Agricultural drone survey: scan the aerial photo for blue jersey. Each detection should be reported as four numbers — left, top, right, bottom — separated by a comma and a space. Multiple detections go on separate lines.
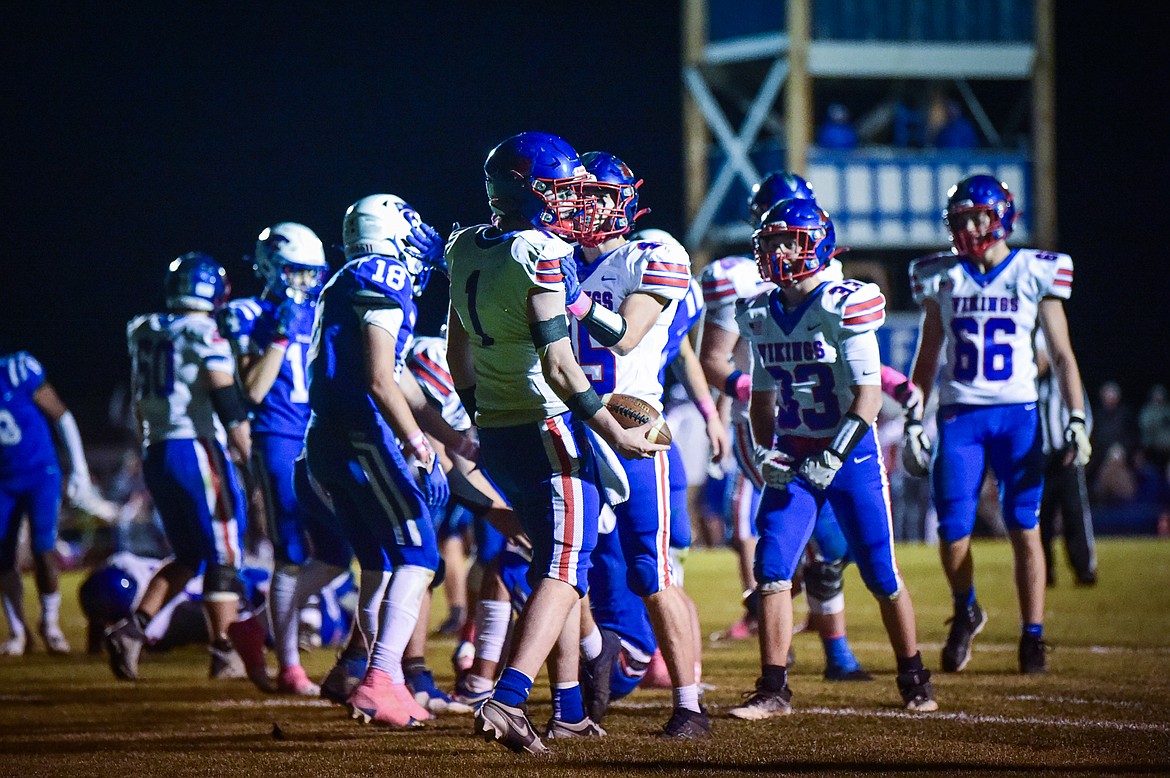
0, 352, 57, 479
220, 297, 315, 438
307, 255, 417, 431
658, 277, 704, 386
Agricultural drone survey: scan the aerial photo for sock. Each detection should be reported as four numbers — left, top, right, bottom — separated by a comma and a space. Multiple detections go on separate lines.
357, 569, 392, 653
403, 656, 428, 686
552, 682, 585, 722
580, 625, 603, 661
270, 566, 300, 669
952, 587, 976, 613
463, 673, 494, 694
1023, 623, 1044, 640
0, 569, 26, 640
369, 566, 433, 683
822, 634, 861, 672
896, 651, 924, 674
474, 599, 511, 664
493, 667, 533, 708
761, 663, 788, 691
673, 683, 701, 713
287, 560, 347, 664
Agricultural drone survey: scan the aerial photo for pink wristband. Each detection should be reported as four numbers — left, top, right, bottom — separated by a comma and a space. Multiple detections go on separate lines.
696, 396, 717, 421
880, 365, 906, 398
566, 293, 592, 319
407, 431, 430, 460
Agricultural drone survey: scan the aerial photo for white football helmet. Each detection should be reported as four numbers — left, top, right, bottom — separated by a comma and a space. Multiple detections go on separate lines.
342, 194, 420, 260
253, 222, 327, 302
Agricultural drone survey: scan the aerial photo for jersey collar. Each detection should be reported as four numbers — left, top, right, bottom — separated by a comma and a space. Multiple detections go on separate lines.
960, 249, 1019, 288
767, 281, 828, 335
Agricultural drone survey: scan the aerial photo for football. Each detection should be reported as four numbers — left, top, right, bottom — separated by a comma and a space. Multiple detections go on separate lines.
602, 392, 673, 445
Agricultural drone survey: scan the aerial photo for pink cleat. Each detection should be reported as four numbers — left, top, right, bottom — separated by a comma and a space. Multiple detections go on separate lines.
227, 616, 274, 692
278, 664, 321, 696
347, 669, 421, 728
390, 679, 434, 721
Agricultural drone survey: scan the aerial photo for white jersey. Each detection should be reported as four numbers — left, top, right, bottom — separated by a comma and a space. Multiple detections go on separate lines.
407, 335, 471, 432
910, 248, 1073, 407
736, 279, 885, 439
127, 312, 235, 443
573, 240, 692, 410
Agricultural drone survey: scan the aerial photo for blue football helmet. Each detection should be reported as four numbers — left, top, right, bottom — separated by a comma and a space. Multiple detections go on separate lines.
252, 222, 328, 303
165, 252, 229, 312
579, 151, 649, 247
753, 198, 836, 287
484, 131, 592, 237
343, 194, 445, 297
944, 174, 1016, 257
748, 171, 817, 222
79, 565, 137, 625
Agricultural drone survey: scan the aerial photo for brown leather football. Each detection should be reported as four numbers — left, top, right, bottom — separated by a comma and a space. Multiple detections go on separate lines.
602, 392, 673, 445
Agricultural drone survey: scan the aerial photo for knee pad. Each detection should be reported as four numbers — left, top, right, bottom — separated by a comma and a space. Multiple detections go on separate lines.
804, 557, 845, 605
203, 564, 242, 602
758, 579, 793, 594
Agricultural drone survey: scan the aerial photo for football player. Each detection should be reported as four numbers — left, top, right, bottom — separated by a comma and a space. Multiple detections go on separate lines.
0, 351, 102, 655
562, 151, 708, 737
447, 131, 666, 754
111, 253, 270, 689
304, 194, 448, 728
219, 222, 354, 696
728, 199, 937, 718
904, 175, 1089, 674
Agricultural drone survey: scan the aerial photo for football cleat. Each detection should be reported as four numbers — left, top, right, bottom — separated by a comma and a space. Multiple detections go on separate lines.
38, 622, 70, 655
227, 616, 275, 692
390, 679, 433, 722
580, 627, 622, 724
897, 667, 939, 712
710, 614, 757, 642
347, 669, 422, 728
0, 634, 29, 656
209, 644, 247, 681
544, 716, 607, 739
941, 601, 988, 673
278, 664, 321, 697
1019, 634, 1050, 674
407, 669, 472, 714
660, 706, 712, 739
728, 682, 793, 720
475, 697, 549, 755
104, 616, 145, 681
321, 654, 368, 706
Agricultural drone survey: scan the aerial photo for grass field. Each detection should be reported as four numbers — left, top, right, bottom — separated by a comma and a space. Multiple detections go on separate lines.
1, 538, 1168, 777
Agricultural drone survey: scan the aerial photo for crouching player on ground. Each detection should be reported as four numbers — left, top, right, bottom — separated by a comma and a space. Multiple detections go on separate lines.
728, 200, 938, 718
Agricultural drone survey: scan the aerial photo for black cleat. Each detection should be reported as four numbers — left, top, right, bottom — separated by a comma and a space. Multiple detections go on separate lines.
728, 682, 793, 720
104, 616, 145, 681
896, 667, 939, 712
660, 706, 712, 738
580, 627, 622, 723
941, 601, 987, 672
1019, 634, 1050, 674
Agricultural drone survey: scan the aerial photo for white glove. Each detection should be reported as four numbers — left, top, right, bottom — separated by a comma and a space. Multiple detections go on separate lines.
799, 450, 843, 491
1063, 412, 1092, 467
902, 420, 932, 477
754, 447, 796, 490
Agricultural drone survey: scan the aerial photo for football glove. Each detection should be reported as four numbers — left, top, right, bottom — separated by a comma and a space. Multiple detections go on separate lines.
417, 460, 449, 510
560, 253, 584, 310
405, 222, 445, 267
272, 299, 301, 338
754, 446, 795, 490
902, 420, 932, 477
1063, 411, 1092, 467
799, 450, 843, 491
894, 380, 924, 421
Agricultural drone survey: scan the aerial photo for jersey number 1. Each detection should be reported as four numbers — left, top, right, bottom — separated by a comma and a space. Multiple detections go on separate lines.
465, 271, 494, 346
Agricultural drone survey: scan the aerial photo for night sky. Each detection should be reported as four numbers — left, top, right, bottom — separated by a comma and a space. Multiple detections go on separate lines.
4, 3, 1167, 439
